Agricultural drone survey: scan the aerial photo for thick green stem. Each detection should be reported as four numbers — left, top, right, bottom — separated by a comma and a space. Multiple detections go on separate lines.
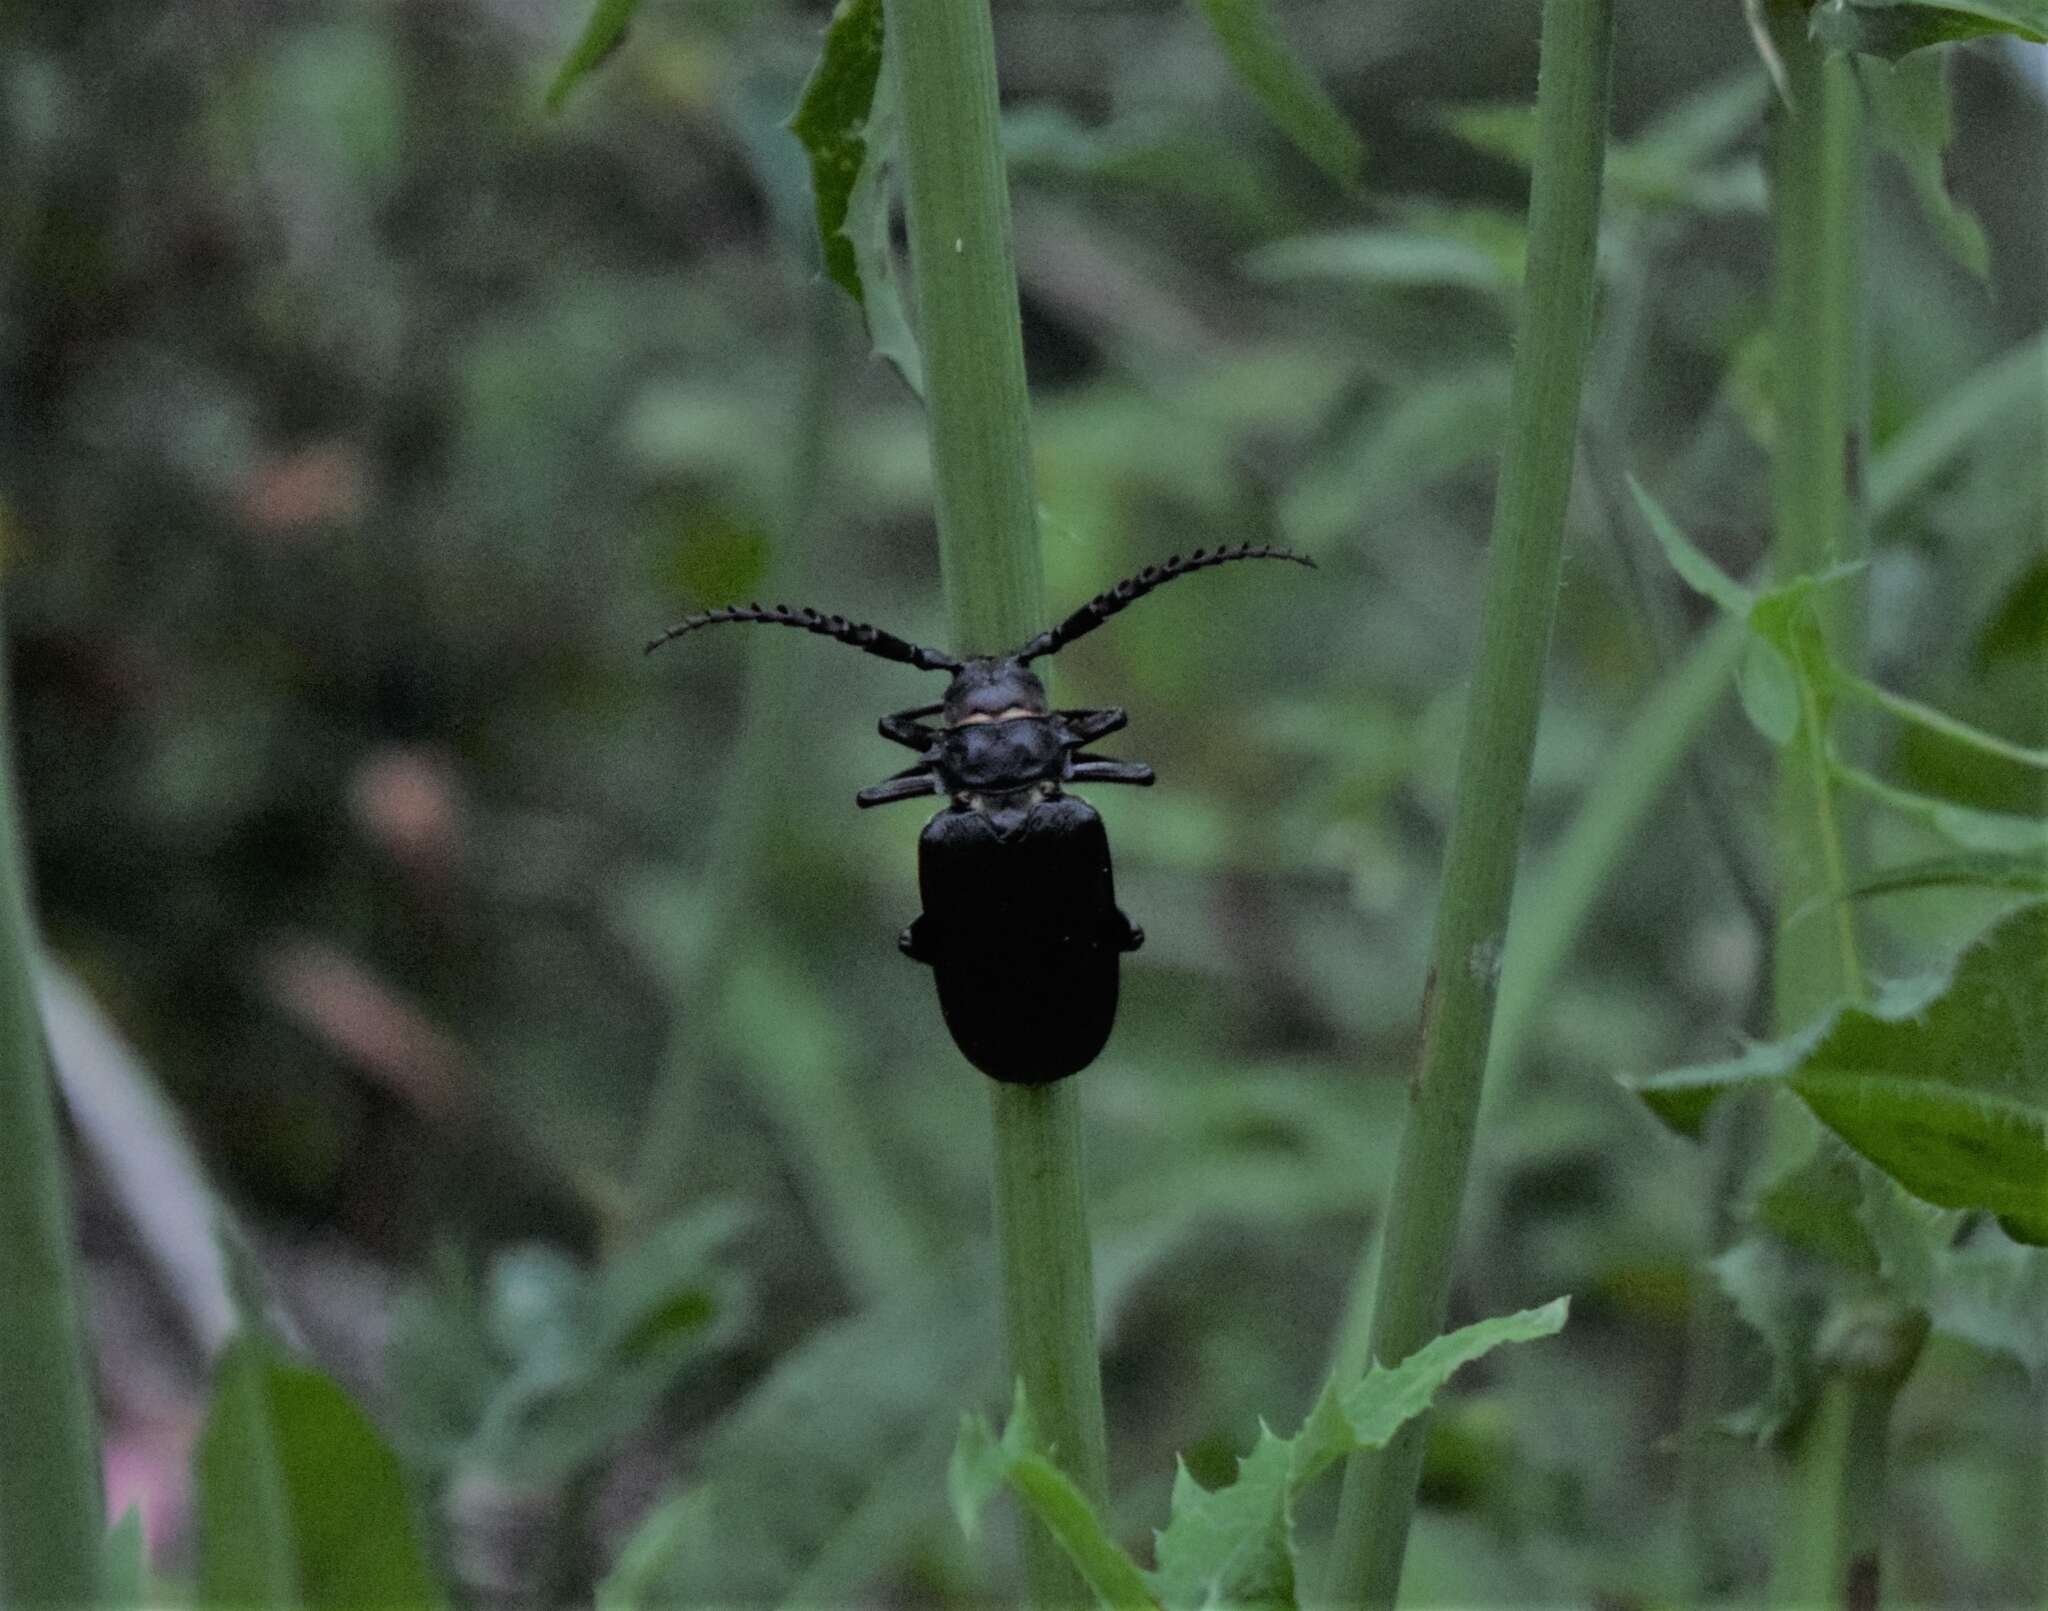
884, 1, 1108, 1601
1767, 7, 1867, 1031
0, 620, 106, 1605
1320, 2, 1613, 1604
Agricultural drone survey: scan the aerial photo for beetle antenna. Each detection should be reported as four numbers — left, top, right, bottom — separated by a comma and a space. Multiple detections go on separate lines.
646, 604, 961, 672
1016, 544, 1315, 661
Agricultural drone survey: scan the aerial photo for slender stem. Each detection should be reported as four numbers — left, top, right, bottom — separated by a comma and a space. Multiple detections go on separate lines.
1761, 15, 1919, 1606
885, 0, 1043, 654
1767, 5, 1867, 1032
988, 1081, 1111, 1515
1319, 2, 1613, 1603
0, 617, 106, 1605
1766, 1308, 1926, 1609
1794, 655, 1865, 1004
2033, 1376, 2048, 1611
884, 0, 1108, 1600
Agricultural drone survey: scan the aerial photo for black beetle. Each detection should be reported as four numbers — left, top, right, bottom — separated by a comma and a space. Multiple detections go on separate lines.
648, 543, 1313, 1083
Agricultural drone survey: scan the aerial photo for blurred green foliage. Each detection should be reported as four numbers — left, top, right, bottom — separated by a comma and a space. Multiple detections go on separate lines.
2, 0, 2043, 1601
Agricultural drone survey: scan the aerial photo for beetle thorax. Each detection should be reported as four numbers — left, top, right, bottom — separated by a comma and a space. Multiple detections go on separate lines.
938, 717, 1064, 799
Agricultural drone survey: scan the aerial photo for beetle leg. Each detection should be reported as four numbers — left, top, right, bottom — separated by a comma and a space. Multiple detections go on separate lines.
879, 702, 946, 752
856, 766, 944, 809
1116, 912, 1145, 953
1066, 754, 1155, 787
899, 915, 937, 964
1054, 707, 1128, 746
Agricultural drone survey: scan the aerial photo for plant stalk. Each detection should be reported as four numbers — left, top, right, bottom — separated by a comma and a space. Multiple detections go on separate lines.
884, 0, 1110, 1601
1766, 3, 1867, 1030
0, 618, 106, 1605
1320, 1, 1613, 1603
1766, 1306, 1926, 1610
1759, 14, 1910, 1607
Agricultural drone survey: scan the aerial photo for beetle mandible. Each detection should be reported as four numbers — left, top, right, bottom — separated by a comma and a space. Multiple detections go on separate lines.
647, 543, 1314, 1084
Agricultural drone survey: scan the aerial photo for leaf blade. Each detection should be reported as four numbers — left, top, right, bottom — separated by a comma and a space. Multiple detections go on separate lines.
546, 0, 641, 112
196, 1335, 445, 1609
787, 0, 886, 305
1190, 0, 1364, 186
1626, 903, 2048, 1243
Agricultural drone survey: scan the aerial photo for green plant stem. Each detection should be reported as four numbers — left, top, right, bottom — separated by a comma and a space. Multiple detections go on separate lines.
1766, 1314, 1924, 1611
1768, 1376, 1889, 1609
1794, 652, 1865, 1004
2034, 1377, 2048, 1611
884, 0, 1042, 651
1762, 14, 1911, 1607
1319, 2, 1613, 1604
988, 1082, 1110, 1503
1677, 1088, 1769, 1598
884, 1, 1109, 1601
0, 620, 106, 1605
1767, 6, 1867, 1032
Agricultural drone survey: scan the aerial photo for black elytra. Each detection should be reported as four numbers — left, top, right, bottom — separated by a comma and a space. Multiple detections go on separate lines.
647, 543, 1314, 1084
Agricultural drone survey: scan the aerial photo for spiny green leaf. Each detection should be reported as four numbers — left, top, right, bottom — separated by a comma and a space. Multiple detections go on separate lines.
1148, 1301, 1568, 1610
840, 51, 924, 396
1190, 0, 1364, 187
1860, 52, 1989, 278
196, 1335, 445, 1609
1628, 903, 2048, 1242
546, 0, 641, 112
954, 1306, 1566, 1611
1811, 0, 2048, 59
1150, 1430, 1298, 1610
787, 0, 886, 306
1334, 1299, 1571, 1450
950, 1384, 1156, 1609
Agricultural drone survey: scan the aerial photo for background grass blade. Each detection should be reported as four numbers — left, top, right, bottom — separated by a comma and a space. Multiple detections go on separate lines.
0, 623, 104, 1607
1190, 0, 1364, 187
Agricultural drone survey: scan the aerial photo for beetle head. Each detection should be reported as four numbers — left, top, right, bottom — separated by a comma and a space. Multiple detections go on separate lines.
940, 656, 1049, 727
